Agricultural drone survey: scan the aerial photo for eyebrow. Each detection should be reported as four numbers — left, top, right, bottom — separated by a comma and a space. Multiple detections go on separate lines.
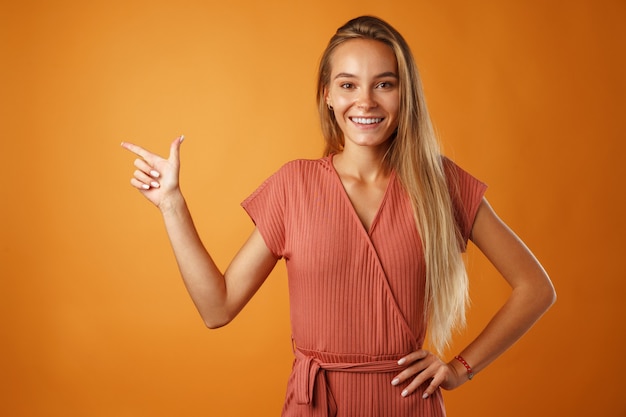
333, 71, 399, 80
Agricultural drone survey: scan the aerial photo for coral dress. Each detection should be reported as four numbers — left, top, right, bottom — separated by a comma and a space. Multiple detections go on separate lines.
242, 155, 486, 417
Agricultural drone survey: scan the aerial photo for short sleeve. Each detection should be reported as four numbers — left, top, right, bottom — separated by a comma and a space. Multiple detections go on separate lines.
241, 166, 288, 259
443, 158, 488, 250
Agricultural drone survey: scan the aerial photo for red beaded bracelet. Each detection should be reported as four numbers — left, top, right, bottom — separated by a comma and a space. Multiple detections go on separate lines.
454, 355, 474, 380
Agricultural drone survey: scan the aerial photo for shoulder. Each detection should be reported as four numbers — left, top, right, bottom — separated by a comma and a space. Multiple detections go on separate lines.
276, 156, 332, 174
270, 156, 333, 183
442, 156, 470, 179
247, 156, 331, 193
441, 156, 487, 192
242, 156, 332, 210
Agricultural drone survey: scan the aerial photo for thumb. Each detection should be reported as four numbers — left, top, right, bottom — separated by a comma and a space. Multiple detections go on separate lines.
168, 134, 185, 163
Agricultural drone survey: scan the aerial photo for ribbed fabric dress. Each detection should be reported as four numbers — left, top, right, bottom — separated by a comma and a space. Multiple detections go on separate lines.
242, 155, 487, 417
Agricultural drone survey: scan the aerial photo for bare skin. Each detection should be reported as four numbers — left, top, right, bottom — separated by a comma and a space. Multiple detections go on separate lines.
122, 38, 555, 400
121, 136, 278, 329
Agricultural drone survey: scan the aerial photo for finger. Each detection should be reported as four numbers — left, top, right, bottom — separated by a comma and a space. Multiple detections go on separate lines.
421, 372, 446, 399
121, 141, 156, 161
130, 177, 152, 191
133, 158, 161, 178
397, 349, 428, 366
133, 169, 160, 189
392, 350, 442, 397
392, 360, 428, 388
393, 350, 429, 383
398, 366, 434, 397
168, 135, 184, 164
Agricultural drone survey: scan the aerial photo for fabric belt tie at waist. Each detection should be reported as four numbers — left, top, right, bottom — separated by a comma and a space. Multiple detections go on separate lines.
294, 348, 404, 417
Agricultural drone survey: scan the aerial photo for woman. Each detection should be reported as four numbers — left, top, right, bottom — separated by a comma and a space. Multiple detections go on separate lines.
122, 16, 555, 417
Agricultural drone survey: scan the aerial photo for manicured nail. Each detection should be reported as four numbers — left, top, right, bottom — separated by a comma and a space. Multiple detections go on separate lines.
179, 134, 185, 142
422, 393, 429, 399
141, 184, 150, 190
150, 181, 160, 188
397, 358, 406, 365
391, 378, 400, 386
401, 389, 409, 397
150, 170, 160, 178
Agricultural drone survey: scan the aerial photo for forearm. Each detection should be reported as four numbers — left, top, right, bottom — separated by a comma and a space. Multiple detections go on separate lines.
159, 192, 230, 327
451, 277, 556, 378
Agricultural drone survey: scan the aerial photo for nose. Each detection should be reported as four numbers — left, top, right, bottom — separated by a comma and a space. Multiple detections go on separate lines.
356, 88, 377, 110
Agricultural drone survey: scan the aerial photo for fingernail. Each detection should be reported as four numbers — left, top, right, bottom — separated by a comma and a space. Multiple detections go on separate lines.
391, 378, 399, 386
150, 170, 160, 178
142, 184, 150, 190
179, 134, 185, 142
422, 393, 429, 399
150, 181, 160, 188
397, 358, 406, 365
401, 389, 409, 397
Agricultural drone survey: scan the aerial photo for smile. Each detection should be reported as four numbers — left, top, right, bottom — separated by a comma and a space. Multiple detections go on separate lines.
350, 117, 384, 125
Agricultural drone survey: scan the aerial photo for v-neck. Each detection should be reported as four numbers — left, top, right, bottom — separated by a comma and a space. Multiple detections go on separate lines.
327, 154, 396, 235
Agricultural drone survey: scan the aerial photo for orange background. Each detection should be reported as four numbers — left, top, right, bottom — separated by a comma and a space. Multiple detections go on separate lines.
1, 0, 624, 416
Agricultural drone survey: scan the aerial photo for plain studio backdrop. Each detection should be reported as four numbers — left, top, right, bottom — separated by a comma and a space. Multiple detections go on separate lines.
1, 0, 624, 416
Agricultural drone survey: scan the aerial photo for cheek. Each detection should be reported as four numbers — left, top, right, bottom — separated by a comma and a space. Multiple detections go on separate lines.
388, 98, 400, 120
331, 93, 352, 111
392, 105, 400, 121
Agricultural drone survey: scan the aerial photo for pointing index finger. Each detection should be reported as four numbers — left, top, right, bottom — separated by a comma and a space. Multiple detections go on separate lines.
121, 141, 153, 161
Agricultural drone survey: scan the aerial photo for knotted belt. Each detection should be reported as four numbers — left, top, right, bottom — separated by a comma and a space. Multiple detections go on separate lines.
293, 347, 405, 417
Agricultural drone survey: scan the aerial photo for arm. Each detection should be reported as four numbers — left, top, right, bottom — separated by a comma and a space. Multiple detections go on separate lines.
392, 198, 556, 398
121, 137, 278, 328
447, 198, 556, 379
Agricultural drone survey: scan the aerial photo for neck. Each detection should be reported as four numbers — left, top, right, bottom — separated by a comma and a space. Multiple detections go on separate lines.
333, 143, 391, 183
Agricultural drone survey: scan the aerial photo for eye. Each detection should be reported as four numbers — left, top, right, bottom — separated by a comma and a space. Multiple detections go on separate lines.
340, 82, 354, 89
376, 81, 395, 89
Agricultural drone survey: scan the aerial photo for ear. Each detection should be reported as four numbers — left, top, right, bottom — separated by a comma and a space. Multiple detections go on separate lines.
323, 87, 331, 107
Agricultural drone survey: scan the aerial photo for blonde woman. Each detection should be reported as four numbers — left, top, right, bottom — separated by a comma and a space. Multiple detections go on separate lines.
122, 15, 555, 417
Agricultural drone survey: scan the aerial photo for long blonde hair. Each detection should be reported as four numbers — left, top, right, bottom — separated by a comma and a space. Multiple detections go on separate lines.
317, 16, 468, 354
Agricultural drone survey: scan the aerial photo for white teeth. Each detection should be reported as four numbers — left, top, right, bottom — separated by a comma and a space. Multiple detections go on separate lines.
351, 117, 383, 125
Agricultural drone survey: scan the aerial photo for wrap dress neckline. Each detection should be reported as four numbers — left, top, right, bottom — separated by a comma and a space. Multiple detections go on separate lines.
326, 152, 396, 237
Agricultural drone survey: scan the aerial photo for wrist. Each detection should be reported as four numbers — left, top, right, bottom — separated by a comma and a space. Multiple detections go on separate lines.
453, 355, 475, 381
158, 189, 186, 214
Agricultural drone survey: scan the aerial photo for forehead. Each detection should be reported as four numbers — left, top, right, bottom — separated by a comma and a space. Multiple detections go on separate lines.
330, 38, 398, 75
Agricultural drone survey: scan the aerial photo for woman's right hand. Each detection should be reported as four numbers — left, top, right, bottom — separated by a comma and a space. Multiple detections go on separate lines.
121, 135, 185, 209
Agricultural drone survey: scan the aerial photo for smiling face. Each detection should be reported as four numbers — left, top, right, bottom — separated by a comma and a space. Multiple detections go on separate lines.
325, 38, 400, 152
